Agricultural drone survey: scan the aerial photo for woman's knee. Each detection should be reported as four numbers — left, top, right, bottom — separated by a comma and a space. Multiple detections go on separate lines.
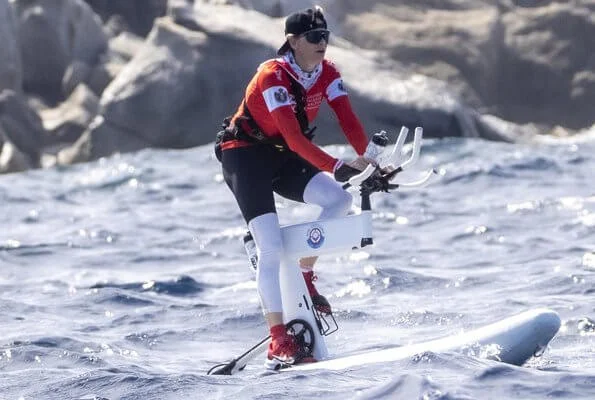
324, 188, 352, 217
321, 184, 353, 217
304, 173, 353, 218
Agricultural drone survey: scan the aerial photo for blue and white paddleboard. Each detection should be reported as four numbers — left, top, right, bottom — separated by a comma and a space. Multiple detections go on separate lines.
285, 308, 560, 372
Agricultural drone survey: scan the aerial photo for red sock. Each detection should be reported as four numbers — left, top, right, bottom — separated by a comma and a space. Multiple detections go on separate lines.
270, 324, 286, 338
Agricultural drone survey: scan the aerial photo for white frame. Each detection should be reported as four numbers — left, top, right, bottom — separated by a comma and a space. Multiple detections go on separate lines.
279, 126, 435, 361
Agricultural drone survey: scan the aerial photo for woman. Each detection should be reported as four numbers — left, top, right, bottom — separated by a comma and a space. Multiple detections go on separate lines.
218, 6, 374, 367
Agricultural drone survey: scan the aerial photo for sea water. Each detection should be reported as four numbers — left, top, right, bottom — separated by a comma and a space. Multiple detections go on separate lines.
1, 137, 594, 399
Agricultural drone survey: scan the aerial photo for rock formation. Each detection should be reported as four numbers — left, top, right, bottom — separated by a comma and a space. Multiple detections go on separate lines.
0, 0, 592, 174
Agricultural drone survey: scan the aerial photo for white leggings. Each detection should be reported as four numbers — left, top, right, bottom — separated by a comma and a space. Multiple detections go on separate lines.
248, 172, 352, 314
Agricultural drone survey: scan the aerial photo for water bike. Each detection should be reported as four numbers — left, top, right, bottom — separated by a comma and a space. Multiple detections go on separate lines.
207, 127, 560, 375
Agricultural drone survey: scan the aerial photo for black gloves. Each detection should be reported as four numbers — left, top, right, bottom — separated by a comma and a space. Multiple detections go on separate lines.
334, 163, 361, 182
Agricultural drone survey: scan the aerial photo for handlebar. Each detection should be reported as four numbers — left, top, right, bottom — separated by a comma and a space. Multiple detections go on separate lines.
342, 126, 437, 194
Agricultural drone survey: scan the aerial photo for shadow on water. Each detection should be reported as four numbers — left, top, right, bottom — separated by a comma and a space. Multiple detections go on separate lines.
88, 275, 207, 297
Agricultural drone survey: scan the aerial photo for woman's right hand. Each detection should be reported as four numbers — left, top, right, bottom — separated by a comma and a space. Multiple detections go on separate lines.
333, 162, 361, 182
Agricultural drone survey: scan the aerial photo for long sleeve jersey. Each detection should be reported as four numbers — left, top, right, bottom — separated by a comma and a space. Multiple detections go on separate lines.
221, 56, 368, 172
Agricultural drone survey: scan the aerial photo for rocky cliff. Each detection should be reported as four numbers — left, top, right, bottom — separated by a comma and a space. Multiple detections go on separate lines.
0, 0, 593, 174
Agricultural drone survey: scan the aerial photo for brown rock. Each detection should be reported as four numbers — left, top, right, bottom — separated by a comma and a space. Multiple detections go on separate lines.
83, 0, 167, 37
0, 0, 22, 93
0, 90, 45, 167
12, 0, 108, 103
0, 137, 32, 174
39, 83, 100, 145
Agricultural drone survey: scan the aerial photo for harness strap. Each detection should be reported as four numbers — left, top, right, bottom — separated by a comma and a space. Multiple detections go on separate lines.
239, 100, 286, 148
287, 75, 316, 140
219, 68, 316, 148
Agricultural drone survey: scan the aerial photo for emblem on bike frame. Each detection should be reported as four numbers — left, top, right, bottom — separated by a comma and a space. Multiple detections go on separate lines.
306, 225, 325, 249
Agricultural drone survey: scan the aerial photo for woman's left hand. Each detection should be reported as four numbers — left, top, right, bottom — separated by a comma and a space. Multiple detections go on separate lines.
349, 156, 395, 175
347, 156, 371, 171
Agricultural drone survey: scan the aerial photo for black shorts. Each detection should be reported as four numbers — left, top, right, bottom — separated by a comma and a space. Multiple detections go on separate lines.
221, 145, 320, 223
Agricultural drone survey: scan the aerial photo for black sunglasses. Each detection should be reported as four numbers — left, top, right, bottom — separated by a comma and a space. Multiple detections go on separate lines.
303, 29, 330, 44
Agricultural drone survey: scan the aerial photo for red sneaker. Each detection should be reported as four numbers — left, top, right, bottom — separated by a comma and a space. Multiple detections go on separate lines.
265, 325, 317, 370
302, 270, 332, 314
267, 325, 297, 363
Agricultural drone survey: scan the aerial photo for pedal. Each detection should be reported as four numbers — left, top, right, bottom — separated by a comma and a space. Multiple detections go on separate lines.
264, 356, 293, 371
263, 353, 316, 372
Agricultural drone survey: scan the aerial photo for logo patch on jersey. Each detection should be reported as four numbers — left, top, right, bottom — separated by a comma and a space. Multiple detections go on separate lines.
274, 88, 288, 103
306, 224, 325, 249
263, 86, 291, 112
327, 78, 349, 102
275, 69, 283, 81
